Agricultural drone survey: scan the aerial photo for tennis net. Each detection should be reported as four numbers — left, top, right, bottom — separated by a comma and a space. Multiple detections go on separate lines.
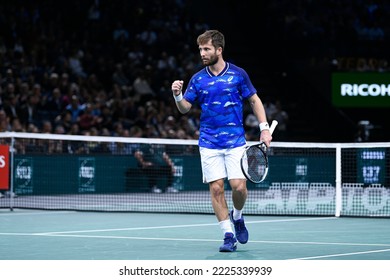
0, 132, 389, 217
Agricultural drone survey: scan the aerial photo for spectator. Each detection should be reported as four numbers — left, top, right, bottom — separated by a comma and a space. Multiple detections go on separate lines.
132, 69, 155, 103
113, 21, 130, 42
41, 120, 53, 134
137, 25, 158, 48
263, 96, 277, 121
78, 103, 99, 131
109, 128, 137, 155
68, 48, 87, 79
54, 110, 73, 133
3, 94, 20, 122
112, 63, 130, 87
0, 109, 10, 132
65, 95, 86, 124
10, 117, 24, 132
19, 93, 40, 127
43, 87, 63, 119
270, 100, 289, 141
244, 113, 259, 141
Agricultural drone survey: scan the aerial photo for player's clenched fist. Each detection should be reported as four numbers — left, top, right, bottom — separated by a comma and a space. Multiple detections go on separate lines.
171, 80, 184, 96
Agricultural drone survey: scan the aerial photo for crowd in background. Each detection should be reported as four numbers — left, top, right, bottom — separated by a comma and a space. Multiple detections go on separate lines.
263, 0, 389, 41
0, 0, 208, 142
0, 0, 389, 146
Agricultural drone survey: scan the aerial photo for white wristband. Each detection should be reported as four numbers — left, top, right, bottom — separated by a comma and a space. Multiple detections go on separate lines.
173, 92, 183, 102
259, 122, 269, 132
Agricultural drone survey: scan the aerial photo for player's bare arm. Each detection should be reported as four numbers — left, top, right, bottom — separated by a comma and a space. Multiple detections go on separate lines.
248, 94, 272, 147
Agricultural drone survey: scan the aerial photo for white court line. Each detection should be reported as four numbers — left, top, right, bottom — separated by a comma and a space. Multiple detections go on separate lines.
34, 233, 390, 260
32, 234, 390, 247
0, 216, 334, 236
35, 223, 218, 235
0, 210, 76, 217
2, 215, 389, 245
31, 216, 337, 235
1, 232, 389, 248
2, 229, 390, 261
291, 248, 390, 260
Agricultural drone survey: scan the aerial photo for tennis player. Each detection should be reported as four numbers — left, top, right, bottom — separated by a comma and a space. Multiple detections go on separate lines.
171, 30, 272, 252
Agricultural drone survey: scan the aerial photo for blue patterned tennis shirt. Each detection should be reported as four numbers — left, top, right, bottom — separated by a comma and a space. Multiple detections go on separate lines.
184, 62, 257, 149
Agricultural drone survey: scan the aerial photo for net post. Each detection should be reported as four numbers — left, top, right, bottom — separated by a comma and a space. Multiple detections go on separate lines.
9, 137, 15, 211
335, 144, 342, 217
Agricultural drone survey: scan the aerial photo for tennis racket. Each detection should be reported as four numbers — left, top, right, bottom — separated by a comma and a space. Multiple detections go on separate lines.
240, 120, 278, 183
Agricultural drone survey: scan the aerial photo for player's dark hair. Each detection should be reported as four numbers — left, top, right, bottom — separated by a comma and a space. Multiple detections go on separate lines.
197, 30, 225, 51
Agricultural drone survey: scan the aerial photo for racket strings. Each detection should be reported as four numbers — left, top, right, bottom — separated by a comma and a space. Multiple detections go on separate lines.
243, 146, 267, 182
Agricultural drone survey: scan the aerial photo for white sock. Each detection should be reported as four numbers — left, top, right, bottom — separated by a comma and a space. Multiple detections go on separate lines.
233, 207, 243, 220
219, 219, 233, 235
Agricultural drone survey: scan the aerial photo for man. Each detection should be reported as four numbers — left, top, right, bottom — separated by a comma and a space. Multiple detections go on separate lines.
171, 30, 272, 252
134, 143, 178, 193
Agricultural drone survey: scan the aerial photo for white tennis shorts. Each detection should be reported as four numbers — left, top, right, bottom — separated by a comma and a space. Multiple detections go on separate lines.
199, 146, 246, 183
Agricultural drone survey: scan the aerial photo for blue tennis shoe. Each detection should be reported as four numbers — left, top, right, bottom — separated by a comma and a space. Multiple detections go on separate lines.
219, 232, 237, 252
230, 210, 249, 244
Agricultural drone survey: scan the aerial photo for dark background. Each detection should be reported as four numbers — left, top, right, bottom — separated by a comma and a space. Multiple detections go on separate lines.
1, 0, 389, 143
196, 0, 390, 142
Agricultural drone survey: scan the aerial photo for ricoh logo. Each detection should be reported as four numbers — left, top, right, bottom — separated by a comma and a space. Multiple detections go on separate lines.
341, 83, 390, 97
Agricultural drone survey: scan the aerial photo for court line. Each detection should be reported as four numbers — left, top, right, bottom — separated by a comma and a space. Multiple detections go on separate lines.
31, 233, 390, 261
2, 215, 388, 247
0, 210, 76, 216
35, 235, 390, 247
1, 231, 389, 248
0, 216, 335, 237
34, 223, 219, 235
291, 248, 390, 260
2, 232, 388, 260
2, 231, 390, 261
29, 216, 336, 235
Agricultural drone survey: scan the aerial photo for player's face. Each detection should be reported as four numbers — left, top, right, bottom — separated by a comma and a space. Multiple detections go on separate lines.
199, 40, 220, 66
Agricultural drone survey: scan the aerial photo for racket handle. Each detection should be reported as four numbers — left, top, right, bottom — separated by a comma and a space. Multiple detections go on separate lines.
269, 120, 278, 135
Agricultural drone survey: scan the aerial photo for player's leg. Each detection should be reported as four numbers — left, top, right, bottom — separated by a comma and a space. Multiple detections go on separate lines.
229, 178, 247, 212
229, 178, 249, 244
200, 147, 237, 252
209, 179, 237, 252
209, 179, 229, 222
226, 146, 249, 244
